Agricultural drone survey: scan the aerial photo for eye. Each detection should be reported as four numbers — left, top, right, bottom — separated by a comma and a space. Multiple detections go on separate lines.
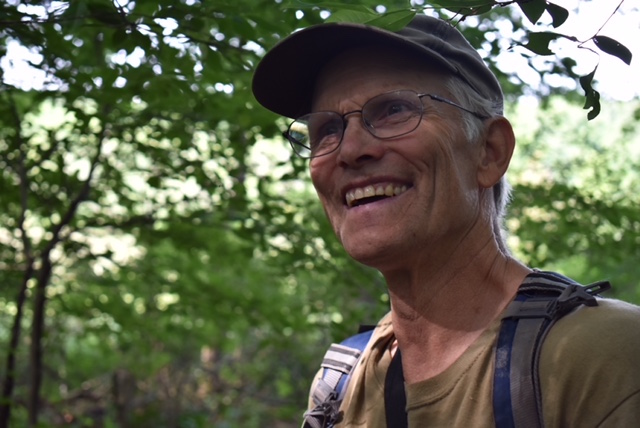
310, 118, 341, 140
386, 100, 413, 116
367, 98, 419, 125
308, 115, 343, 150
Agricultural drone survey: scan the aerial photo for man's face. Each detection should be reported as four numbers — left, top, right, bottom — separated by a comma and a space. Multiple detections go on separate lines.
309, 48, 487, 272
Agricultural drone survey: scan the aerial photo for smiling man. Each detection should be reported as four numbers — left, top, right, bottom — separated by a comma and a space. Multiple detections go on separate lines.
252, 14, 640, 428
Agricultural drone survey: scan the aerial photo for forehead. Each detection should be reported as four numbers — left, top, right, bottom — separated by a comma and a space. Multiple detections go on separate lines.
312, 46, 450, 109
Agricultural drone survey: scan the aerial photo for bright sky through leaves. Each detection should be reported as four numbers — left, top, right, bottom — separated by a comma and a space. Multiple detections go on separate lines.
1, 0, 638, 100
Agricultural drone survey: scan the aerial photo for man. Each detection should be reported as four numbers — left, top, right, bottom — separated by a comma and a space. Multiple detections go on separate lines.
252, 14, 640, 427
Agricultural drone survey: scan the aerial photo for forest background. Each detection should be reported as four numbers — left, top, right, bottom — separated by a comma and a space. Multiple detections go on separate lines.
1, 0, 639, 427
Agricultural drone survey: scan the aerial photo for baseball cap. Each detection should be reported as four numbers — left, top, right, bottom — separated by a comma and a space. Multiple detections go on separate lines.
252, 14, 503, 119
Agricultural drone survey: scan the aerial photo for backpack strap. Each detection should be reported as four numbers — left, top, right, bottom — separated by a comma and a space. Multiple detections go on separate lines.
303, 271, 611, 428
384, 349, 408, 428
493, 271, 611, 428
302, 329, 374, 428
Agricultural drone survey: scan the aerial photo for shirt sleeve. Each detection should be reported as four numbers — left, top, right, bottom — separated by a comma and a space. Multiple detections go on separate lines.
596, 389, 640, 427
540, 298, 640, 427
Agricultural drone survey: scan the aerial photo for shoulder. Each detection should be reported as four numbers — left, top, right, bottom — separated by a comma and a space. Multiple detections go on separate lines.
542, 297, 640, 369
540, 297, 640, 426
547, 297, 640, 349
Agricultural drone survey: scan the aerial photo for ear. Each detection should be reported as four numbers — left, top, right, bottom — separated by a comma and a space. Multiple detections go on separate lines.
476, 116, 515, 188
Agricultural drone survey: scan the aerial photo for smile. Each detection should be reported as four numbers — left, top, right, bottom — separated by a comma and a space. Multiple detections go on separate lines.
345, 183, 409, 208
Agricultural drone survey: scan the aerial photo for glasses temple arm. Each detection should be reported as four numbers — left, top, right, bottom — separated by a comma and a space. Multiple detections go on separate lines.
421, 94, 490, 120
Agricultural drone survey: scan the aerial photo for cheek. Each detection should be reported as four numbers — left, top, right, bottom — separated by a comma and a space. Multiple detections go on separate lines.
310, 161, 345, 237
309, 158, 332, 195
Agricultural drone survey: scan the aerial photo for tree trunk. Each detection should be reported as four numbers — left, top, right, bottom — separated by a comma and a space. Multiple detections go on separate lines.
0, 266, 33, 428
27, 259, 52, 428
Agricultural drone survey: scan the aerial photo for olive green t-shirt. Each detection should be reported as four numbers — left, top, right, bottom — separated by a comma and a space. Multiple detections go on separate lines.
310, 298, 640, 427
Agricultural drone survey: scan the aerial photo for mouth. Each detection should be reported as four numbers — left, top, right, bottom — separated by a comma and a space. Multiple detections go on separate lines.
345, 183, 410, 208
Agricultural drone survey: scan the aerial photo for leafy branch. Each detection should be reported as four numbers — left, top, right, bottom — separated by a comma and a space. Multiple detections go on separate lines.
517, 0, 631, 119
288, 0, 632, 120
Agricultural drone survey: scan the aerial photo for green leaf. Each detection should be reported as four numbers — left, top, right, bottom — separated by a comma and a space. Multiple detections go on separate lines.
518, 0, 546, 25
363, 10, 416, 32
326, 9, 377, 24
430, 0, 495, 7
280, 1, 371, 13
560, 57, 578, 78
112, 28, 128, 45
457, 4, 494, 16
579, 67, 601, 120
87, 2, 123, 26
62, 0, 90, 30
546, 2, 569, 28
593, 35, 633, 65
522, 31, 563, 56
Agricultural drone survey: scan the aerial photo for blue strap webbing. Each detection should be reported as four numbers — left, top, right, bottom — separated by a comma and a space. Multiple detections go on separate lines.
493, 294, 528, 428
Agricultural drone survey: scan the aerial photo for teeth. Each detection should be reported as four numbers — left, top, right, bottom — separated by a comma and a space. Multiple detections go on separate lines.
345, 184, 409, 207
354, 188, 364, 200
364, 185, 375, 198
385, 184, 394, 196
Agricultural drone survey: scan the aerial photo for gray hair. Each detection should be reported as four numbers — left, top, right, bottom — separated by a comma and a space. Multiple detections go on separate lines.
445, 76, 512, 252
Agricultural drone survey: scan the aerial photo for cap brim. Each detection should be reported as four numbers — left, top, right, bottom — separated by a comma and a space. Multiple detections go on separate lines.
252, 22, 457, 119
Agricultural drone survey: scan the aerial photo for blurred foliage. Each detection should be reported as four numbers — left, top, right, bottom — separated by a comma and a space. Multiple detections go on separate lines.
0, 0, 637, 427
507, 97, 640, 302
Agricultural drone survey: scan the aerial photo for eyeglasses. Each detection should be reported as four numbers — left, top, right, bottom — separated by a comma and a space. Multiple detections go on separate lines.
283, 89, 489, 159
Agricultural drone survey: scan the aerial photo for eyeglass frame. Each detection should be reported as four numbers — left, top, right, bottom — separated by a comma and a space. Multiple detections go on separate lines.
282, 89, 490, 159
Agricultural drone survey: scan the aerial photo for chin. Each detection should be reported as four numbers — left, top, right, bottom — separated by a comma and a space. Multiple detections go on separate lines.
341, 236, 400, 269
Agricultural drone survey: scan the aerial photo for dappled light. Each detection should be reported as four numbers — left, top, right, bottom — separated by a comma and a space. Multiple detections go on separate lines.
0, 1, 638, 427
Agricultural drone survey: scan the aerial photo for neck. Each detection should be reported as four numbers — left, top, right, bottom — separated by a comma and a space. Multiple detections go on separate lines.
383, 234, 531, 384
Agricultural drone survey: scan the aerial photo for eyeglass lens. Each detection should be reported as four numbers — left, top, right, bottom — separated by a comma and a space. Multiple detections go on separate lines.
287, 90, 424, 158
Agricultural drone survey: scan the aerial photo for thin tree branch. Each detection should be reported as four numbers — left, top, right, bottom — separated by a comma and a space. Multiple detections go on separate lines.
594, 0, 625, 36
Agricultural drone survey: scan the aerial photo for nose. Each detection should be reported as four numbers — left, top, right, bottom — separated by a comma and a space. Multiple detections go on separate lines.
336, 114, 386, 167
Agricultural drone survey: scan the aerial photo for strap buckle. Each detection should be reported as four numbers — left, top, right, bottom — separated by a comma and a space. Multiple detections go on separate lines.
302, 397, 343, 428
556, 280, 611, 316
503, 280, 611, 321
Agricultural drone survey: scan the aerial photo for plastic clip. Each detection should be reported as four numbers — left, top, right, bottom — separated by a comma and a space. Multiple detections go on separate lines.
556, 281, 610, 315
584, 280, 612, 300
